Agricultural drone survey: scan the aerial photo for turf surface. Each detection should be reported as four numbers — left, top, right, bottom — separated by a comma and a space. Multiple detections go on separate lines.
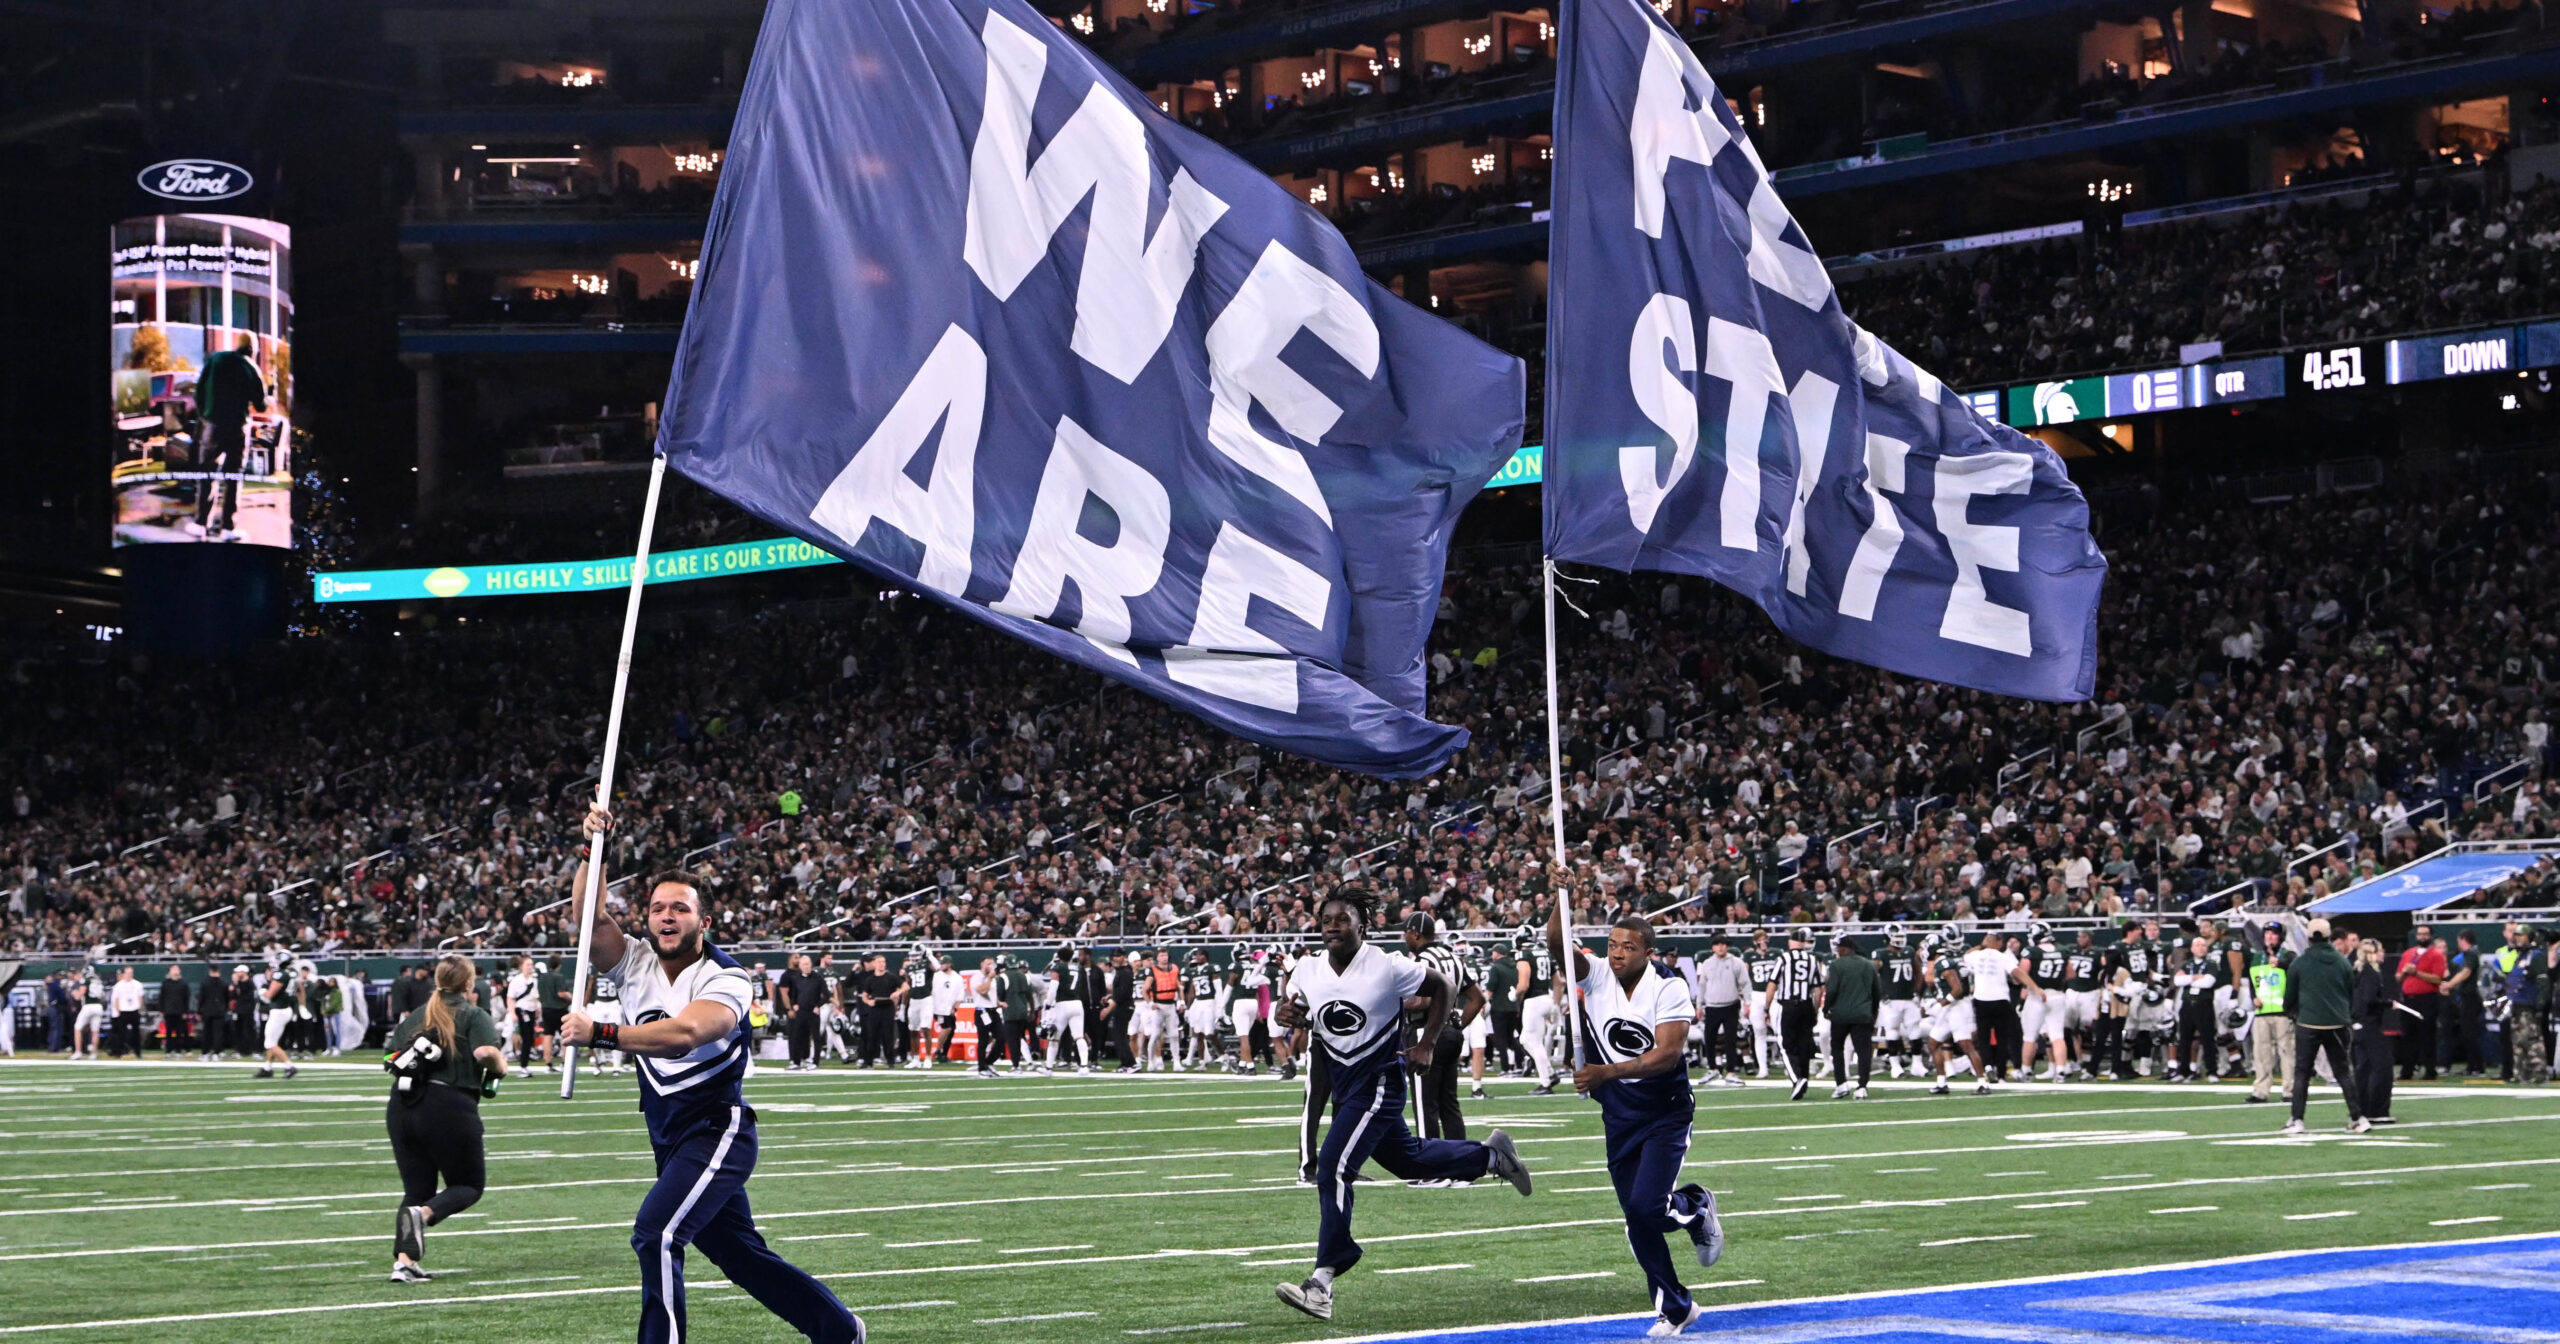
0, 1057, 2552, 1342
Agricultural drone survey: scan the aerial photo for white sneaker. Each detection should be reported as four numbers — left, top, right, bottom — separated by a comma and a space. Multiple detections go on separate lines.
2281, 1119, 2306, 1136
2346, 1117, 2372, 1135
1275, 1277, 1332, 1321
1646, 1301, 1704, 1335
1853, 1086, 1868, 1100
1829, 1083, 1853, 1100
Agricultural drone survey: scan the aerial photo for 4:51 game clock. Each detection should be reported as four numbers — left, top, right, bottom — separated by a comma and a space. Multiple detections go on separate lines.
2296, 344, 2375, 393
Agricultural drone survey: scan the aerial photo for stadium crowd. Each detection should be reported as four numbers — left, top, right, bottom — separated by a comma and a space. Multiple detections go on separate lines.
1839, 171, 2560, 388
2, 463, 2552, 966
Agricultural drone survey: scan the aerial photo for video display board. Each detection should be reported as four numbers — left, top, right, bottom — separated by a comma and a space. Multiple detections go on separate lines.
110, 206, 293, 548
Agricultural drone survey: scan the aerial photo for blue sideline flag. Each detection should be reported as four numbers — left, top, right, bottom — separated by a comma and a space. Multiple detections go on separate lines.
658, 0, 1524, 777
1544, 0, 2106, 701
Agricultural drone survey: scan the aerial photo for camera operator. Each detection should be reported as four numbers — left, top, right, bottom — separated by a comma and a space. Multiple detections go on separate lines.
381, 955, 508, 1283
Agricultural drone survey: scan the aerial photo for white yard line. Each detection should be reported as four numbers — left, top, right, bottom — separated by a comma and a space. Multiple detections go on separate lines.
1125, 1323, 1248, 1335
2433, 1216, 2503, 1226
1919, 1234, 2037, 1246
975, 1311, 1097, 1323
1376, 1264, 1471, 1275
17, 1152, 2560, 1266
2284, 1211, 2358, 1220
1516, 1272, 1616, 1283
2150, 1206, 2218, 1214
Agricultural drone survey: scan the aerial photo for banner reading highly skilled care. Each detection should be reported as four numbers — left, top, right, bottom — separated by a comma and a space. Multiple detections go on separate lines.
311, 537, 842, 603
653, 0, 1525, 777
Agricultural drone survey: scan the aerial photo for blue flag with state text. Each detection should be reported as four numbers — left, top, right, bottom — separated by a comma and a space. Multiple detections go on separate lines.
1544, 0, 2105, 701
658, 0, 1525, 776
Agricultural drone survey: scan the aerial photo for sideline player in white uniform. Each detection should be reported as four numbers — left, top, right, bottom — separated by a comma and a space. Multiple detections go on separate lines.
2018, 926, 2071, 1079
1741, 929, 1781, 1077
1270, 888, 1531, 1323
560, 806, 864, 1344
897, 946, 935, 1067
1182, 950, 1227, 1068
1521, 936, 1563, 1092
586, 967, 626, 1075
1551, 902, 1724, 1336
1459, 942, 1495, 1099
1229, 948, 1269, 1074
1920, 932, 1987, 1094
1041, 948, 1093, 1072
1874, 928, 1924, 1077
925, 953, 962, 1068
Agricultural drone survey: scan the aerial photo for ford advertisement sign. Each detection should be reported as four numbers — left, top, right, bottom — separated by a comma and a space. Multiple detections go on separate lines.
136, 159, 254, 203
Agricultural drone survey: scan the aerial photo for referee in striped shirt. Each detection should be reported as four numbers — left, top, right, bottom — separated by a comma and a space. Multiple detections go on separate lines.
1403, 913, 1480, 1140
1759, 928, 1822, 1100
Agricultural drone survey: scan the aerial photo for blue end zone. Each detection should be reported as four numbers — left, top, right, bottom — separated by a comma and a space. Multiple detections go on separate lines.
1326, 1233, 2560, 1344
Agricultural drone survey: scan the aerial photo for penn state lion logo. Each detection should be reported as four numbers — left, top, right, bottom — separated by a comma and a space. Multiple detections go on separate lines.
1318, 1000, 1367, 1035
1606, 1018, 1655, 1057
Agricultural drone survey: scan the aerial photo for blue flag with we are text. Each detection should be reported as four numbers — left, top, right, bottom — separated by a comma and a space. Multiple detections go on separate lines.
658, 0, 1525, 776
1544, 0, 2106, 700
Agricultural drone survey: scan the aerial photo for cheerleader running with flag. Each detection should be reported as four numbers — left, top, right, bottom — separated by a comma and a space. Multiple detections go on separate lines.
1547, 896, 1726, 1336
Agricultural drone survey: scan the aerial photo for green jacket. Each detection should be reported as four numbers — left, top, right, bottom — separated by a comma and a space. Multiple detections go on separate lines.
1823, 953, 1879, 1027
2283, 940, 2353, 1028
195, 348, 267, 425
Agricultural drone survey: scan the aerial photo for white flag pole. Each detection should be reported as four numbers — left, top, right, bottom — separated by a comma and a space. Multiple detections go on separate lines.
561, 452, 669, 1100
1542, 557, 1582, 1075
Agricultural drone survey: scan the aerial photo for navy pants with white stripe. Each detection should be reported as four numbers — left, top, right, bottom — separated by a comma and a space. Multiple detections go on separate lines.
634, 1107, 861, 1343
1315, 1059, 1494, 1273
1605, 1110, 1709, 1322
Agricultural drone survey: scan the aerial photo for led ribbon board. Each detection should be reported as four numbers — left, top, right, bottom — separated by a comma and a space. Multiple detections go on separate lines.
315, 446, 1548, 602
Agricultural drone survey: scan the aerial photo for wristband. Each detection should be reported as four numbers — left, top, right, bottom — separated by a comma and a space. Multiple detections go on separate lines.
595, 1021, 619, 1048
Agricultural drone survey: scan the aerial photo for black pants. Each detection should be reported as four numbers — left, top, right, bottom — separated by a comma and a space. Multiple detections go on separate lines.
982, 1018, 1024, 1068
196, 418, 243, 530
2289, 1025, 2360, 1123
231, 1012, 258, 1054
2397, 996, 2438, 1079
2175, 999, 2217, 1078
857, 1007, 894, 1064
109, 1010, 143, 1057
515, 1011, 540, 1067
2092, 1015, 2126, 1076
1417, 1032, 1465, 1139
1699, 1002, 1742, 1074
200, 1012, 226, 1055
1777, 1000, 1818, 1081
788, 1012, 818, 1066
2445, 996, 2484, 1072
2355, 1026, 2396, 1119
161, 1012, 187, 1053
1828, 1019, 1875, 1089
387, 1084, 486, 1233
1491, 1011, 1522, 1072
1972, 999, 2022, 1077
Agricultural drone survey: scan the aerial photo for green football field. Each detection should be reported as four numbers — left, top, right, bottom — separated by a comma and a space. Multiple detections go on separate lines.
0, 1057, 2552, 1342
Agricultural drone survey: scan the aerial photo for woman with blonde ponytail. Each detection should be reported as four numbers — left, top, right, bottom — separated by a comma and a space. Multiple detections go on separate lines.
381, 954, 507, 1283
